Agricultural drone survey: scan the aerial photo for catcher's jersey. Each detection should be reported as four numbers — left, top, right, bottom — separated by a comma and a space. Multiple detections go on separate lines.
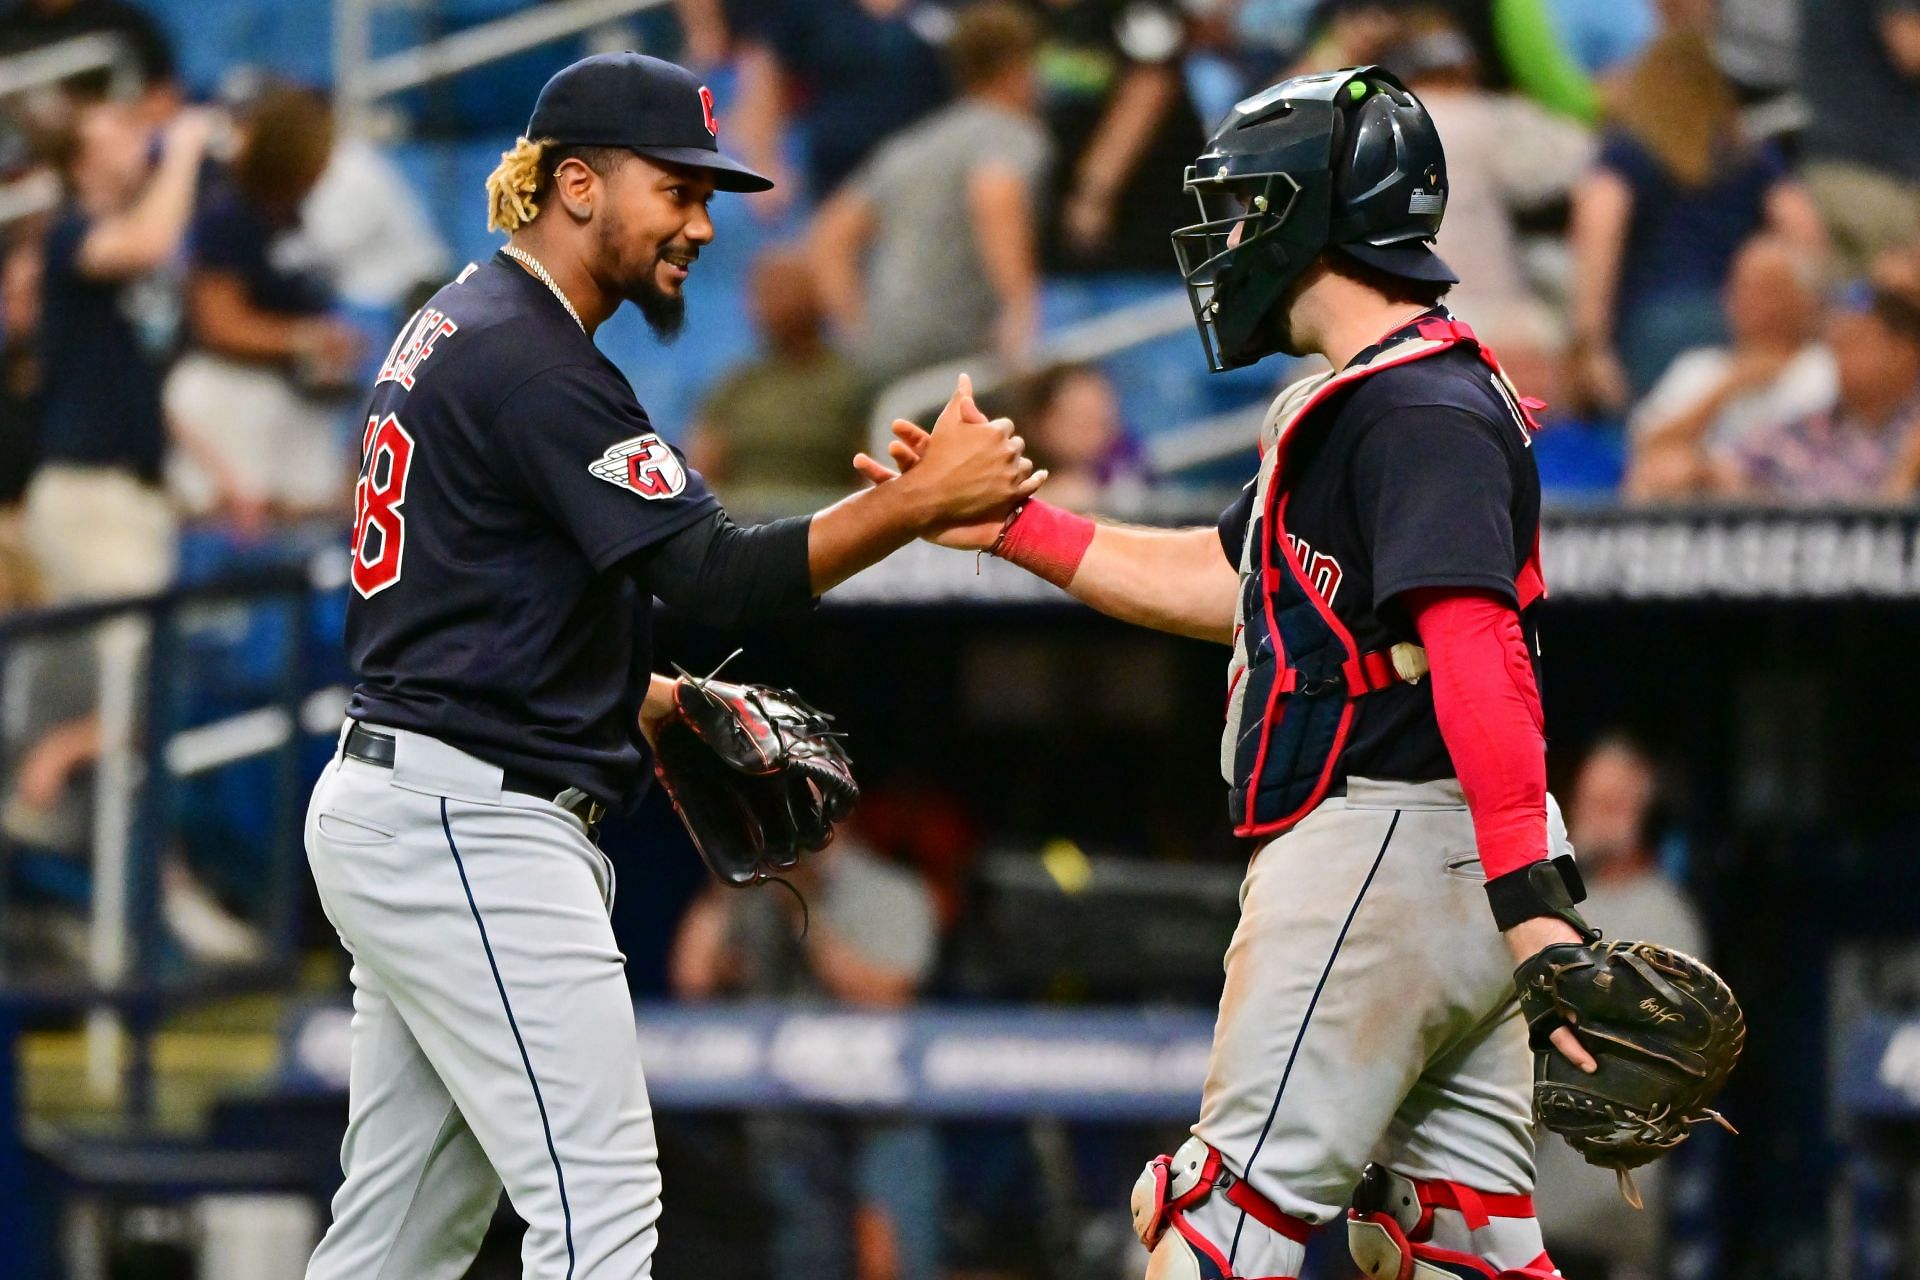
1215, 310, 1542, 785
344, 253, 719, 805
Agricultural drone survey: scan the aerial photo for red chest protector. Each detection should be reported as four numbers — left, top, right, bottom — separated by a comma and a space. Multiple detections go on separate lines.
1221, 317, 1547, 838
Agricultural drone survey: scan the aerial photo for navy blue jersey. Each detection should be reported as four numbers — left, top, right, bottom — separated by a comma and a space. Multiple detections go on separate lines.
345, 253, 719, 804
1218, 314, 1541, 784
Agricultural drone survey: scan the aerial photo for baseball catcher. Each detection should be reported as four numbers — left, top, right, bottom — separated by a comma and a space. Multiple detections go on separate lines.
861, 64, 1746, 1280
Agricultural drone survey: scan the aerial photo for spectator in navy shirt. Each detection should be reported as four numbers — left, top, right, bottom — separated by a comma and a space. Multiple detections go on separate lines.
1567, 29, 1825, 410
725, 0, 954, 218
164, 85, 359, 526
24, 99, 209, 601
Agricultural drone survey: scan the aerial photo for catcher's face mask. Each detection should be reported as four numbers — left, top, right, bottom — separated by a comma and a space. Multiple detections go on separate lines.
1172, 166, 1325, 371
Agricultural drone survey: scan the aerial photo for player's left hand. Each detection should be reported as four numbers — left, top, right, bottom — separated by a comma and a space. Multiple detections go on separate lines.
1503, 915, 1599, 1074
638, 674, 681, 748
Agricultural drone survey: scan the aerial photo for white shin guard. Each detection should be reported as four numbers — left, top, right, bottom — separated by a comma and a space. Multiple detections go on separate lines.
1130, 1137, 1308, 1280
1142, 1228, 1212, 1280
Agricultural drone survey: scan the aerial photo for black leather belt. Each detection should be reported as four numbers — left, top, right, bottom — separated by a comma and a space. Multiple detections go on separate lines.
343, 723, 606, 828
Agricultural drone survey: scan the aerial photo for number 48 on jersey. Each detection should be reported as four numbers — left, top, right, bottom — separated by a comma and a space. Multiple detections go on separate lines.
351, 413, 416, 598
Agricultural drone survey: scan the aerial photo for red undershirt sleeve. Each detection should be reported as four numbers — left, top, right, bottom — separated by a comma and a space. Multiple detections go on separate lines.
1405, 586, 1547, 882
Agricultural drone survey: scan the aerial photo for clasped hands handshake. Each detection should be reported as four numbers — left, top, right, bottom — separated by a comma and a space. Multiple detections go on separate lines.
854, 374, 1048, 550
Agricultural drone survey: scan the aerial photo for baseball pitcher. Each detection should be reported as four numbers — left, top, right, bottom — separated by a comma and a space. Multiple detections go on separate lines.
304, 52, 1041, 1280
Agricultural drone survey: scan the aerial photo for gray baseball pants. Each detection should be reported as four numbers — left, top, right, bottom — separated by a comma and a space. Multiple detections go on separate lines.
1179, 777, 1570, 1278
304, 724, 661, 1280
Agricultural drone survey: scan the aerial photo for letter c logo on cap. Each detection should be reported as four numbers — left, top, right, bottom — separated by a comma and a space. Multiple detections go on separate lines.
698, 86, 718, 137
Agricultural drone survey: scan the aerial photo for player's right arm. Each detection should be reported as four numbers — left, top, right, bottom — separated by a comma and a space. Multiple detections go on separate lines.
854, 420, 1238, 643
1034, 522, 1237, 643
606, 375, 1045, 628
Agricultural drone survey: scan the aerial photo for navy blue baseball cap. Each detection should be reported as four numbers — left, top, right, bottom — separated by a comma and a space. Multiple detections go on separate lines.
527, 52, 774, 193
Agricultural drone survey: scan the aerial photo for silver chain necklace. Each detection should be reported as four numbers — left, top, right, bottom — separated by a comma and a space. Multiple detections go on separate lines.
502, 245, 585, 333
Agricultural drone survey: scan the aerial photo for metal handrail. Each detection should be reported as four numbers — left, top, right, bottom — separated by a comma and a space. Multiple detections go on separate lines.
335, 0, 673, 130
0, 565, 330, 1099
0, 565, 313, 641
1143, 401, 1266, 474
0, 32, 142, 230
0, 31, 138, 101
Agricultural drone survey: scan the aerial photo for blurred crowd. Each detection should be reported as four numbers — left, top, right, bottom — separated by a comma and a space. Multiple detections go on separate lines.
0, 0, 453, 978
0, 2, 449, 611
0, 0, 1915, 596
677, 0, 1920, 515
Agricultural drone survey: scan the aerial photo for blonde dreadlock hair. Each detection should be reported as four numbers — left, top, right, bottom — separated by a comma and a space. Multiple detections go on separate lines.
485, 137, 631, 233
486, 136, 550, 233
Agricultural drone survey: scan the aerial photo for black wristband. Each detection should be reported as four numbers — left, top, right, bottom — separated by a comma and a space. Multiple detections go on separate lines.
1485, 855, 1596, 936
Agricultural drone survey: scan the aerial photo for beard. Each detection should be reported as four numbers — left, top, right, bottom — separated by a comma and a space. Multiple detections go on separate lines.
629, 274, 686, 341
595, 210, 691, 340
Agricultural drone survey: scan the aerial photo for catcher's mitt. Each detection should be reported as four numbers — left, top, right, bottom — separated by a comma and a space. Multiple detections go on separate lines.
1515, 937, 1745, 1205
651, 674, 858, 887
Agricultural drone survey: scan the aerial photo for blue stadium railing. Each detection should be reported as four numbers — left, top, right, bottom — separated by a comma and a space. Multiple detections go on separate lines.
0, 565, 348, 1269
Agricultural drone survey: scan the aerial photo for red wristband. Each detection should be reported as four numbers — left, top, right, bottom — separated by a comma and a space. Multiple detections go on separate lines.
993, 500, 1095, 588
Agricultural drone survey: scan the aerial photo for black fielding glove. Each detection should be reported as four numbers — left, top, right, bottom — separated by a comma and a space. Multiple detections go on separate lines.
1514, 936, 1745, 1204
651, 675, 858, 887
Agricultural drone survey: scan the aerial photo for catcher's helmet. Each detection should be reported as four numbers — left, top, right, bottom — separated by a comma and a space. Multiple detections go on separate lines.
1172, 66, 1455, 371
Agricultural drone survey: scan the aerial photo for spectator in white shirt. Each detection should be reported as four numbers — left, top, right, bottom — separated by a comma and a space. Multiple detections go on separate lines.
298, 134, 448, 311
1624, 233, 1833, 501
